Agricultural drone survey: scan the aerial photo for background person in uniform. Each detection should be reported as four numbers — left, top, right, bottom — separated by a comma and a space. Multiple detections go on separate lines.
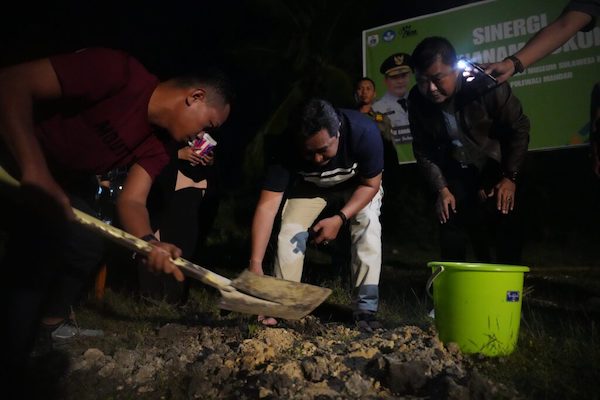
327, 77, 400, 290
247, 98, 384, 330
372, 53, 413, 145
0, 47, 232, 387
408, 37, 530, 264
355, 77, 399, 186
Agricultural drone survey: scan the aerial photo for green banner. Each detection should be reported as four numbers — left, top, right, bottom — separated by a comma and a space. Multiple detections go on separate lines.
363, 0, 600, 163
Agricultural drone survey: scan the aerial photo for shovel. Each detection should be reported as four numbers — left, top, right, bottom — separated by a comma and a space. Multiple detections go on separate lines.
0, 166, 331, 320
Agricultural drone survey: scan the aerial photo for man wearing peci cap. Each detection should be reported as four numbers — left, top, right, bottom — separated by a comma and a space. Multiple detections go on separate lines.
372, 52, 414, 145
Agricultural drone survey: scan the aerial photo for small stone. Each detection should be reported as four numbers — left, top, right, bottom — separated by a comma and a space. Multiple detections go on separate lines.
134, 365, 156, 384
98, 362, 116, 378
387, 360, 430, 395
344, 372, 372, 397
380, 340, 395, 353
258, 387, 273, 398
446, 342, 462, 355
83, 348, 104, 364
302, 358, 327, 382
114, 349, 138, 368
137, 385, 154, 393
70, 359, 88, 372
349, 347, 379, 360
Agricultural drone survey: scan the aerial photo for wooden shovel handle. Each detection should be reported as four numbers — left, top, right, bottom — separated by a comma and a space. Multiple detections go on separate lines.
0, 166, 232, 290
72, 209, 232, 290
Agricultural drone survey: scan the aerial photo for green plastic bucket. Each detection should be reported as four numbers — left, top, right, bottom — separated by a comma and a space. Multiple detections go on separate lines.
427, 261, 530, 356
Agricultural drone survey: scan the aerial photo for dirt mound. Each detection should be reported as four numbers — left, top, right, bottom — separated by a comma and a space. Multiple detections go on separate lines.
50, 316, 520, 399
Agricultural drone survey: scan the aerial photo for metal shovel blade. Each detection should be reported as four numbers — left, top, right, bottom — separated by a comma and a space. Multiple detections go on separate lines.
220, 270, 332, 320
173, 258, 331, 320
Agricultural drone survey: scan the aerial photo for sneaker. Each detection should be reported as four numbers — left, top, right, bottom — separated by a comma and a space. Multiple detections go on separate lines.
354, 312, 382, 332
47, 320, 104, 341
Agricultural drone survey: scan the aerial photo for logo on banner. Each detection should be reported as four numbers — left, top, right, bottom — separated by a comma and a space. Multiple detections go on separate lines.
399, 24, 417, 38
367, 34, 379, 47
383, 30, 396, 42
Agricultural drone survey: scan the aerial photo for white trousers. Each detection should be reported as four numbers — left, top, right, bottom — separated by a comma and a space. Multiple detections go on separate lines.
273, 186, 383, 313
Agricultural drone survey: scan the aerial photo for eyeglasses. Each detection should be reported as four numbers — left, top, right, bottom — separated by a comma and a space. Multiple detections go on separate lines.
416, 70, 455, 88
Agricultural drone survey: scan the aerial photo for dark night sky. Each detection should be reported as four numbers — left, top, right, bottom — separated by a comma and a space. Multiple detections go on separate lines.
0, 0, 483, 189
3, 1, 598, 262
0, 1, 482, 63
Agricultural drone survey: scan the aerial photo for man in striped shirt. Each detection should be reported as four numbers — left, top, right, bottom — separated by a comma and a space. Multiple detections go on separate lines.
248, 98, 384, 329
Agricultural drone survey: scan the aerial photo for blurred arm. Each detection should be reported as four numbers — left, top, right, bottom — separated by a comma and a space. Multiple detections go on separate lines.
485, 10, 593, 83
0, 58, 72, 218
248, 189, 284, 274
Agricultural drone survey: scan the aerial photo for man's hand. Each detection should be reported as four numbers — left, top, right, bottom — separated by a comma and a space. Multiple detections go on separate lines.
311, 215, 344, 245
483, 59, 515, 84
436, 187, 456, 224
478, 178, 516, 214
140, 240, 185, 282
490, 178, 516, 214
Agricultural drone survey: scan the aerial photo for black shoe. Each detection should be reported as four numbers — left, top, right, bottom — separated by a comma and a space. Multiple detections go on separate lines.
354, 312, 382, 332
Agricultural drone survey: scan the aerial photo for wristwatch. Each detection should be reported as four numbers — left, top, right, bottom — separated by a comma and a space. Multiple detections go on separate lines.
503, 171, 518, 183
505, 55, 525, 75
141, 234, 158, 242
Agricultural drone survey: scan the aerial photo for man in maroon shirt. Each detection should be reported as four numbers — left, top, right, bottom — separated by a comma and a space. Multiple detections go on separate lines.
0, 47, 232, 384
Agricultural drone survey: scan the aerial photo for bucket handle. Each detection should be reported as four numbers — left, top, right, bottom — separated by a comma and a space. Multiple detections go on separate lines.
426, 265, 444, 299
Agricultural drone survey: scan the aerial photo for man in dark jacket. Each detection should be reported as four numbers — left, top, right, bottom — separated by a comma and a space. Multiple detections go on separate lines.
409, 36, 530, 263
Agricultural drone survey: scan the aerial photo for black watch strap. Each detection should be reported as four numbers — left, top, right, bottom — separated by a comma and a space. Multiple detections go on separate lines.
505, 55, 525, 75
336, 211, 348, 225
503, 171, 518, 183
141, 234, 158, 242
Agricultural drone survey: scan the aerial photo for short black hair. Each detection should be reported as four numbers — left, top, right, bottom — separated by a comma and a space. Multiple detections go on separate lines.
171, 67, 235, 106
298, 98, 340, 139
355, 77, 376, 90
411, 36, 457, 72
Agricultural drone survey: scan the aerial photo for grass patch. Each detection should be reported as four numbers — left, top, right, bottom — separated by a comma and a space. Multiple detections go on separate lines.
473, 303, 599, 400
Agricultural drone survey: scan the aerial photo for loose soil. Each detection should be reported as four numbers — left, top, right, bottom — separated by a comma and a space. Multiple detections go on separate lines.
31, 313, 520, 400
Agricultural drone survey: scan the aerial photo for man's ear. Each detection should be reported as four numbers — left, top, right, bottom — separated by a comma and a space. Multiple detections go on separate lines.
186, 88, 207, 107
